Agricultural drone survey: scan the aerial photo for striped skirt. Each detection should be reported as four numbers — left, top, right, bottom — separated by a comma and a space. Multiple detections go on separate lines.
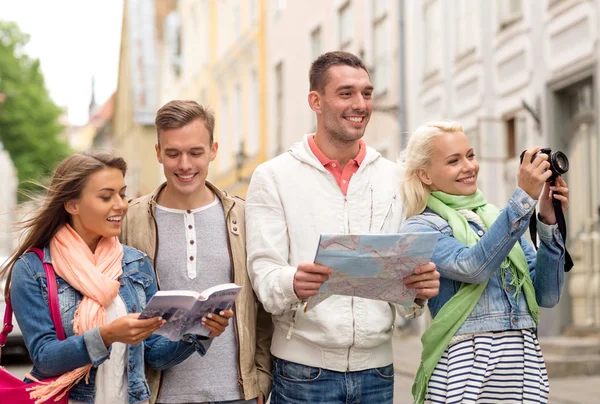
424, 329, 549, 404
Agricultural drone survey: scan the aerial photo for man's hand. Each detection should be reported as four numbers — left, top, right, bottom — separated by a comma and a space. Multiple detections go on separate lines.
203, 309, 234, 338
404, 262, 440, 300
293, 262, 334, 299
257, 393, 264, 404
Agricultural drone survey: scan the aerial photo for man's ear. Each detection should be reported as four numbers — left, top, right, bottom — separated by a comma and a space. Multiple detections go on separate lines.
155, 143, 162, 164
210, 141, 219, 162
308, 91, 321, 114
64, 200, 79, 216
417, 169, 433, 186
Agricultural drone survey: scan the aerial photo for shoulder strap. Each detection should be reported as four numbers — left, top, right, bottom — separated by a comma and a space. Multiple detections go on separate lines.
0, 248, 66, 348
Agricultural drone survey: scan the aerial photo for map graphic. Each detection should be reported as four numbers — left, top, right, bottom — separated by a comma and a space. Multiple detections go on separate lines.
305, 232, 440, 311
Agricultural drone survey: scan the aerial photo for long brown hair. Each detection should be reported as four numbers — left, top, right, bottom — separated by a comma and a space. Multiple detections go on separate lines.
0, 152, 127, 298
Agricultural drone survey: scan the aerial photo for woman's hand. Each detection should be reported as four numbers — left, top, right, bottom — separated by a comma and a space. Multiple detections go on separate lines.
538, 176, 569, 225
100, 313, 165, 346
518, 147, 553, 199
203, 309, 234, 338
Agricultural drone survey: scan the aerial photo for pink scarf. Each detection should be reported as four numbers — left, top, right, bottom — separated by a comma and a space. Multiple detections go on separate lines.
28, 224, 123, 403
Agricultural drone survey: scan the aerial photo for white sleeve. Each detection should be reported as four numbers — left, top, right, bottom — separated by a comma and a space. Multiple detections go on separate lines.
245, 164, 301, 315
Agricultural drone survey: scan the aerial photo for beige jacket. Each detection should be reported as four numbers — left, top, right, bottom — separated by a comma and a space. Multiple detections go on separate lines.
121, 182, 272, 403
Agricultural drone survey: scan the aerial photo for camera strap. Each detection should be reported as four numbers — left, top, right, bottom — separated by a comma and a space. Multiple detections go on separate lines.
528, 203, 574, 272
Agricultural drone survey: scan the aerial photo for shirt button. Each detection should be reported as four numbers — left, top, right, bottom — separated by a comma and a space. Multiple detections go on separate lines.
477, 230, 484, 236
233, 227, 238, 231
505, 286, 512, 292
119, 279, 125, 286
332, 163, 336, 168
187, 209, 192, 214
188, 225, 193, 230
523, 202, 530, 209
512, 318, 518, 324
190, 256, 194, 261
342, 180, 347, 184
132, 305, 137, 312
190, 240, 195, 245
232, 220, 237, 225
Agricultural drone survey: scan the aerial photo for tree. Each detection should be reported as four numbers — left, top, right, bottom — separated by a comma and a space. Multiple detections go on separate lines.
0, 20, 71, 198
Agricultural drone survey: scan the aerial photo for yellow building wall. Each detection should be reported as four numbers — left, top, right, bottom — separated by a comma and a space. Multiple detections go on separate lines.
113, 0, 163, 198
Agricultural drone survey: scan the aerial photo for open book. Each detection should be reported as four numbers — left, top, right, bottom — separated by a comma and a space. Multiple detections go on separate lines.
139, 283, 242, 341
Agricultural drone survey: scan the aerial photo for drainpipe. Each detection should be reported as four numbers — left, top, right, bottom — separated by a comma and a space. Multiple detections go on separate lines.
397, 0, 406, 151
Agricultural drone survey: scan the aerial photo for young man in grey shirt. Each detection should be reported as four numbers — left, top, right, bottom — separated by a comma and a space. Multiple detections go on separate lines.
122, 100, 273, 404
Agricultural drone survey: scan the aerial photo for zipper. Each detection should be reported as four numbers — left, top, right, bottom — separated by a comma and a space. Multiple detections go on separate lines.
380, 194, 397, 231
347, 297, 355, 371
225, 199, 245, 397
344, 197, 350, 234
368, 185, 374, 232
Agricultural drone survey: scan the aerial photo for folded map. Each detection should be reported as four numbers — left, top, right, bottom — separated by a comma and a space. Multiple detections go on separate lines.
305, 232, 440, 311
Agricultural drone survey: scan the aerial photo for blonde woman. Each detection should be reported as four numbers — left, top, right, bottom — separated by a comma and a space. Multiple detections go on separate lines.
400, 122, 568, 404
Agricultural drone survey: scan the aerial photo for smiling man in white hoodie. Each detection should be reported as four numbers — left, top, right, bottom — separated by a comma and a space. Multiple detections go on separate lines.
245, 51, 440, 404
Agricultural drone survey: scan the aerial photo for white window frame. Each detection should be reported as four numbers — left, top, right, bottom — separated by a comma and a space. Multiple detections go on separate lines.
372, 7, 389, 94
455, 0, 477, 58
338, 2, 353, 50
497, 0, 523, 30
423, 0, 441, 75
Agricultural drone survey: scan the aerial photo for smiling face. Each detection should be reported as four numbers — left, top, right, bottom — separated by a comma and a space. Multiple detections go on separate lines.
311, 65, 373, 144
66, 167, 128, 250
155, 118, 218, 203
418, 131, 479, 196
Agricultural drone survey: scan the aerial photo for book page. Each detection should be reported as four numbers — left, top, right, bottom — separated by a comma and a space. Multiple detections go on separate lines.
184, 286, 242, 337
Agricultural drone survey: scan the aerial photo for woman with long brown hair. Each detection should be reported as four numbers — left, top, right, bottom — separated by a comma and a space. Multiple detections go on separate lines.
1, 152, 231, 404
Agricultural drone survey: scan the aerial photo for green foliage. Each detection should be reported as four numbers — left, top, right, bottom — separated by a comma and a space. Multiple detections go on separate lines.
0, 20, 72, 199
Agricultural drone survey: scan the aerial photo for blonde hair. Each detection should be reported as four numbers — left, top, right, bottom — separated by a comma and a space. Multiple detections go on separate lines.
399, 121, 464, 218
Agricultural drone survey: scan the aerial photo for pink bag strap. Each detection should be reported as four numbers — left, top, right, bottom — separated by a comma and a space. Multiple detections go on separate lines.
0, 248, 66, 348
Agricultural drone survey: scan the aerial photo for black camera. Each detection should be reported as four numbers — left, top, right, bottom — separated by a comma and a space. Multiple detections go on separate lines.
519, 147, 569, 182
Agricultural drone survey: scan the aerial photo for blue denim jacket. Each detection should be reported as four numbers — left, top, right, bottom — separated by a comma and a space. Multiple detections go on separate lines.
11, 244, 209, 404
401, 188, 565, 335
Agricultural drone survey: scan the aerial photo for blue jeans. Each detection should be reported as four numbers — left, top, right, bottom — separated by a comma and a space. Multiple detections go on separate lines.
270, 357, 394, 404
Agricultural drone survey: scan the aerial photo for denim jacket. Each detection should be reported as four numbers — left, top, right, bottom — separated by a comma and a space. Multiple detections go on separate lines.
401, 188, 565, 335
11, 244, 209, 404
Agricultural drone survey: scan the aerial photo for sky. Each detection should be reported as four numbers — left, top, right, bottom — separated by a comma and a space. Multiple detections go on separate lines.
0, 0, 124, 125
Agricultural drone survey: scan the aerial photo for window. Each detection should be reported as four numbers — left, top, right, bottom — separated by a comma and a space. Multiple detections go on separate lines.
311, 26, 322, 61
424, 1, 441, 74
275, 62, 284, 154
338, 2, 353, 50
272, 0, 286, 17
232, 0, 241, 40
165, 11, 182, 77
248, 69, 259, 155
220, 95, 230, 172
234, 83, 242, 156
373, 0, 387, 20
506, 117, 517, 159
498, 0, 522, 29
372, 3, 389, 93
249, 0, 257, 24
456, 0, 477, 57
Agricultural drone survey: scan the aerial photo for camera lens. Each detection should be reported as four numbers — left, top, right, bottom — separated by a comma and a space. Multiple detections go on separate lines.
551, 151, 569, 174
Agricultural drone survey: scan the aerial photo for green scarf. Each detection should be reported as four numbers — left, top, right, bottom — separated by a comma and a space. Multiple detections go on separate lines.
412, 190, 540, 404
